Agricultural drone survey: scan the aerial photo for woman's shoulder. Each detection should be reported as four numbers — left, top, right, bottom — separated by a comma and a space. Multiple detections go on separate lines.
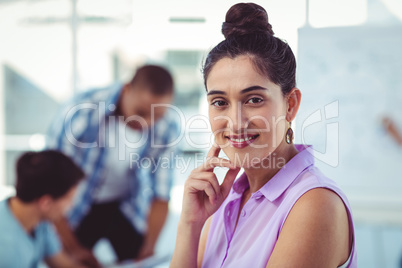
273, 144, 348, 207
279, 165, 354, 229
269, 161, 356, 266
280, 165, 352, 223
268, 186, 352, 267
286, 165, 345, 200
291, 187, 348, 218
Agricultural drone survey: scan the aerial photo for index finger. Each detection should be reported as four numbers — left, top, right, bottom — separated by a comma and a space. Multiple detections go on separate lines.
207, 143, 221, 158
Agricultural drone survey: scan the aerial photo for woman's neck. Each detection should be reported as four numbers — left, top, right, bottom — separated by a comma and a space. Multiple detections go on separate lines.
9, 197, 41, 233
243, 143, 299, 193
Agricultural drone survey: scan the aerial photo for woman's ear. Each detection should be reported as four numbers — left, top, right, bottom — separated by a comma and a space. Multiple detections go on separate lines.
286, 88, 301, 122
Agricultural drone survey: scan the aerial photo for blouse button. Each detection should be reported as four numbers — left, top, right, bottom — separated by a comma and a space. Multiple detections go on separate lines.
241, 210, 246, 217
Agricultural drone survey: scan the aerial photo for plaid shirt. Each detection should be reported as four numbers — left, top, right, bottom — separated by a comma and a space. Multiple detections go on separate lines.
47, 84, 180, 233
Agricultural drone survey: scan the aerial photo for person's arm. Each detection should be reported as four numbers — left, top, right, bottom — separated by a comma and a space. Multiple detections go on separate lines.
136, 199, 169, 260
266, 188, 352, 268
382, 116, 402, 146
171, 217, 204, 268
170, 146, 240, 268
197, 216, 213, 267
53, 217, 100, 268
45, 251, 86, 268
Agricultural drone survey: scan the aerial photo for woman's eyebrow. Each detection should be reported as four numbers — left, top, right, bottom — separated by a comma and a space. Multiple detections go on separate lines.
207, 90, 226, 96
240, 85, 268, 94
207, 85, 268, 96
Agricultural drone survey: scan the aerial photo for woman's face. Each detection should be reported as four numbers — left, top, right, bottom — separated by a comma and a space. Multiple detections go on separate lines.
206, 55, 289, 168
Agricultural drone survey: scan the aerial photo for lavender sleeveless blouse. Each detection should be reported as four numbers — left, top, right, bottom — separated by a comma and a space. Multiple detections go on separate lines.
202, 144, 357, 268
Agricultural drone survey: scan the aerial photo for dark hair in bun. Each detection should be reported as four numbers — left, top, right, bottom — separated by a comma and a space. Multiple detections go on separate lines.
203, 2, 296, 96
222, 3, 274, 38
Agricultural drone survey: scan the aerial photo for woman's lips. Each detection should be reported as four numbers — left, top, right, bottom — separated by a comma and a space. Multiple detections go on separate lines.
226, 134, 259, 149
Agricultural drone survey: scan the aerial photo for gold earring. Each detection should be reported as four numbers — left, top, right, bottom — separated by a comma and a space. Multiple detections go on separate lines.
286, 121, 294, 144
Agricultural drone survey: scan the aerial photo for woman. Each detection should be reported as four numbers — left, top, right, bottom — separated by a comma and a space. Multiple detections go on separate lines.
171, 3, 356, 267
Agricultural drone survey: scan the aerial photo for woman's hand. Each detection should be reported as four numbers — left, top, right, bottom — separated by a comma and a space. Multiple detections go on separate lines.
181, 145, 241, 226
171, 145, 240, 268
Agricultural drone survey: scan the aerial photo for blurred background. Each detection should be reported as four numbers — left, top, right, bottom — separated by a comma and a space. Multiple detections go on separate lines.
0, 0, 402, 267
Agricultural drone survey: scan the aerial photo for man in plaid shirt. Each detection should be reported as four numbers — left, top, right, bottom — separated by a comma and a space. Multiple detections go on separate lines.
47, 65, 180, 266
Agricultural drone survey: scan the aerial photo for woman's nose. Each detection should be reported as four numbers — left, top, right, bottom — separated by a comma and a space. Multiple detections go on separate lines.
228, 102, 248, 131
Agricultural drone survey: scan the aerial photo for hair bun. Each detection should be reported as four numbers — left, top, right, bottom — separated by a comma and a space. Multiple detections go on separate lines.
222, 3, 274, 39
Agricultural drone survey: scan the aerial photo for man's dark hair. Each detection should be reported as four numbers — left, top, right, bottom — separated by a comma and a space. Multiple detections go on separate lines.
129, 64, 174, 96
15, 150, 84, 202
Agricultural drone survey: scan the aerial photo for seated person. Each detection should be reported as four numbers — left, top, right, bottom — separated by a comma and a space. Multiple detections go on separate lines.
0, 150, 86, 268
170, 3, 356, 268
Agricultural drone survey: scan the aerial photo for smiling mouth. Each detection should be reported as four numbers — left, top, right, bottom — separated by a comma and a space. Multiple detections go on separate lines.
227, 134, 259, 142
226, 134, 259, 148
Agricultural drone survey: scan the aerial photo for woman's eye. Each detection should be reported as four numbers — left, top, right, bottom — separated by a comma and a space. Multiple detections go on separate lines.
247, 97, 263, 104
212, 100, 227, 107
